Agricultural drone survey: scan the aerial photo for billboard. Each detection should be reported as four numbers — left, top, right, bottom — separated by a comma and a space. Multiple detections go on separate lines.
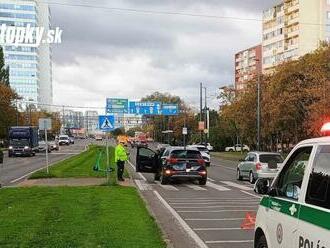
106, 98, 128, 114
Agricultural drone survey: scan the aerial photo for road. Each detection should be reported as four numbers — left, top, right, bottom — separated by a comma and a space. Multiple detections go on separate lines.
128, 148, 261, 248
0, 139, 88, 186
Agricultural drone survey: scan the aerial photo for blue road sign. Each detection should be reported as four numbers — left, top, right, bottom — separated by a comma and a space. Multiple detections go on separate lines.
98, 115, 115, 131
106, 98, 128, 114
129, 101, 161, 115
161, 104, 179, 115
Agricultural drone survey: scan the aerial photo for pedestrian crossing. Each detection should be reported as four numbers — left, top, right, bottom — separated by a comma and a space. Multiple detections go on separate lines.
134, 179, 255, 193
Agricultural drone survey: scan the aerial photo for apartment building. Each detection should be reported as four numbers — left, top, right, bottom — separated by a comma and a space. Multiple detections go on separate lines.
234, 45, 262, 91
262, 0, 328, 74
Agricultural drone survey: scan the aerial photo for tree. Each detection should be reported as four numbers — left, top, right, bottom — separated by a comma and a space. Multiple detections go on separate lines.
0, 46, 9, 86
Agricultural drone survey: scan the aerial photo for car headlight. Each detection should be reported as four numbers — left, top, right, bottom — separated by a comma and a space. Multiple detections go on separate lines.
9, 146, 13, 150
24, 146, 30, 149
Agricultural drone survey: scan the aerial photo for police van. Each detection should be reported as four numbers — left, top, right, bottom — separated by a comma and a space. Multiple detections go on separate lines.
254, 124, 330, 248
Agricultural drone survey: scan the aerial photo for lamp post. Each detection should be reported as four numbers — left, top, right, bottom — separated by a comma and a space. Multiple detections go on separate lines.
256, 59, 261, 151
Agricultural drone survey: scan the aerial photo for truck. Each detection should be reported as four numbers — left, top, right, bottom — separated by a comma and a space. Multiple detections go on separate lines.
8, 126, 39, 157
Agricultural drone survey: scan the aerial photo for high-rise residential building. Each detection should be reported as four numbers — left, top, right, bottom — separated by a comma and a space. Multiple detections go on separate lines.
0, 0, 52, 104
234, 45, 262, 91
262, 0, 329, 74
85, 110, 98, 134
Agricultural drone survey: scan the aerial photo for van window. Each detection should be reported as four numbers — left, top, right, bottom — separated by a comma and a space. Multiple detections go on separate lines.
306, 145, 330, 210
274, 146, 312, 200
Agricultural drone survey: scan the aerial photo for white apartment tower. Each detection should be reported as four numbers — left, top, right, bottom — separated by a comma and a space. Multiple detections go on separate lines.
262, 0, 330, 73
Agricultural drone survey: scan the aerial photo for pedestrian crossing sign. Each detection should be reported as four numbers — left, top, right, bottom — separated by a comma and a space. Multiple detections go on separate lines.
98, 115, 115, 131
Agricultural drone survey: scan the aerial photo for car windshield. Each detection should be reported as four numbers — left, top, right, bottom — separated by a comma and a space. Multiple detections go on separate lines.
59, 137, 68, 140
171, 150, 202, 159
10, 139, 29, 146
259, 154, 283, 163
197, 147, 208, 152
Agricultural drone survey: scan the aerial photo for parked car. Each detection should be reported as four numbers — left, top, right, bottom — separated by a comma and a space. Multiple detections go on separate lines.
95, 135, 103, 141
69, 136, 75, 144
38, 140, 52, 153
188, 145, 211, 166
49, 140, 59, 151
225, 144, 250, 152
236, 151, 284, 184
58, 135, 70, 146
197, 142, 213, 151
136, 146, 207, 185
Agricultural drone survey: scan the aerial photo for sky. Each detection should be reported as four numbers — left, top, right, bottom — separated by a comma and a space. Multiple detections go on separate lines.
51, 0, 276, 112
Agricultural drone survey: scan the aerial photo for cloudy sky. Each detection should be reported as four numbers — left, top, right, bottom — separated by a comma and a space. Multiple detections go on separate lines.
51, 0, 276, 112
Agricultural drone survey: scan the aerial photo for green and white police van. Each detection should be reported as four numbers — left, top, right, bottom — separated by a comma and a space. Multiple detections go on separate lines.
254, 134, 330, 248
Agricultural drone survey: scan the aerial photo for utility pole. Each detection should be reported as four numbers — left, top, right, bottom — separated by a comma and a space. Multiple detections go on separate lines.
203, 86, 207, 142
256, 59, 261, 151
16, 98, 18, 126
200, 82, 203, 142
62, 105, 65, 134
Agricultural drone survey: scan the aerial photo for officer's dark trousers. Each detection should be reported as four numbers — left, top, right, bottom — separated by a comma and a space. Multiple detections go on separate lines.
117, 160, 125, 179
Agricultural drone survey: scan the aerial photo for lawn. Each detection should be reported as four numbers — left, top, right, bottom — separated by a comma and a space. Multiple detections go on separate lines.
29, 145, 129, 183
211, 151, 247, 161
0, 186, 165, 248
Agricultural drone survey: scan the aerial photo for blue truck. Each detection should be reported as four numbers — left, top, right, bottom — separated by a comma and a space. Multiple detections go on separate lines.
8, 126, 39, 157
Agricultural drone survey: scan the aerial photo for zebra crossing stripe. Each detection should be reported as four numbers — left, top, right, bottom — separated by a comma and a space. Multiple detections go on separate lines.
221, 181, 253, 191
186, 185, 207, 191
206, 181, 231, 191
155, 181, 179, 191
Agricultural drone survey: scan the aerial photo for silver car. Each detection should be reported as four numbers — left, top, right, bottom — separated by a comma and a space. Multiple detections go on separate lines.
236, 152, 284, 184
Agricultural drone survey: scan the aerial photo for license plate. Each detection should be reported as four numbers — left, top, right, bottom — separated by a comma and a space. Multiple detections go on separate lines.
186, 169, 191, 172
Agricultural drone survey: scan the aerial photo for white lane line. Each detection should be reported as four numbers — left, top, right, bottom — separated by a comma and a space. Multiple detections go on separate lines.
186, 185, 207, 191
207, 178, 215, 182
205, 240, 253, 244
171, 201, 259, 205
155, 181, 179, 191
127, 160, 147, 181
194, 227, 242, 231
221, 181, 253, 191
206, 182, 231, 191
134, 179, 152, 191
174, 205, 258, 209
168, 198, 255, 201
49, 152, 79, 155
153, 191, 208, 248
186, 218, 244, 221
178, 209, 255, 213
240, 190, 262, 199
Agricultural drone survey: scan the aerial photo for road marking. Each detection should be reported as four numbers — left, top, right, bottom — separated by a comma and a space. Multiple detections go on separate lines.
194, 227, 242, 231
155, 181, 179, 191
205, 240, 253, 244
186, 185, 207, 191
49, 152, 80, 155
206, 182, 230, 191
174, 205, 258, 209
221, 181, 253, 191
185, 218, 244, 221
168, 197, 255, 201
127, 161, 147, 181
240, 190, 262, 199
178, 209, 255, 213
153, 191, 208, 248
134, 179, 152, 191
207, 178, 215, 182
171, 201, 259, 205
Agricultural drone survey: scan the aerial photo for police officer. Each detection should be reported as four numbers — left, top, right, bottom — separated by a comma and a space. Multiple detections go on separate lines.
115, 140, 128, 181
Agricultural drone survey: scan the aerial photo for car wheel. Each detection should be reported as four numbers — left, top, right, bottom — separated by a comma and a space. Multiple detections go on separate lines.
160, 173, 168, 185
8, 153, 12, 158
229, 149, 234, 152
255, 235, 268, 248
237, 169, 243, 180
199, 178, 207, 185
249, 171, 255, 184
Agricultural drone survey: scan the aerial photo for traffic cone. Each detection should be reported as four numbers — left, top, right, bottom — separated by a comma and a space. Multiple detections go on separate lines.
240, 212, 256, 230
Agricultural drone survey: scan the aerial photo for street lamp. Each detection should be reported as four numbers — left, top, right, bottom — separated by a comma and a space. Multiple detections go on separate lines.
256, 59, 261, 151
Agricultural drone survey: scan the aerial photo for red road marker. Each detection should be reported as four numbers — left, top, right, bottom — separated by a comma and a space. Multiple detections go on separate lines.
240, 212, 256, 230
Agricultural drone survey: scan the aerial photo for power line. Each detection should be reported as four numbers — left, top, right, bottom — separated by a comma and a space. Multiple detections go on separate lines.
41, 1, 330, 27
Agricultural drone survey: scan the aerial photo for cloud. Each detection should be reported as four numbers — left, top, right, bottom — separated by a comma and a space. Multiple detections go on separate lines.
51, 0, 278, 110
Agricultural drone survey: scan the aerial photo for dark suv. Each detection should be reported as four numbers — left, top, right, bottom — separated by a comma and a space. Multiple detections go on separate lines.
136, 146, 207, 185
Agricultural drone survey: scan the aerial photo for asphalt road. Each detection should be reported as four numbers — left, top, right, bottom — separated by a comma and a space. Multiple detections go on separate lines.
128, 148, 261, 248
0, 139, 89, 186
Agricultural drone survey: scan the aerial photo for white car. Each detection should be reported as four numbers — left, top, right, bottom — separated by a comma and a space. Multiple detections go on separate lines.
188, 145, 211, 166
253, 133, 330, 248
58, 135, 70, 146
197, 142, 213, 151
225, 144, 250, 152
